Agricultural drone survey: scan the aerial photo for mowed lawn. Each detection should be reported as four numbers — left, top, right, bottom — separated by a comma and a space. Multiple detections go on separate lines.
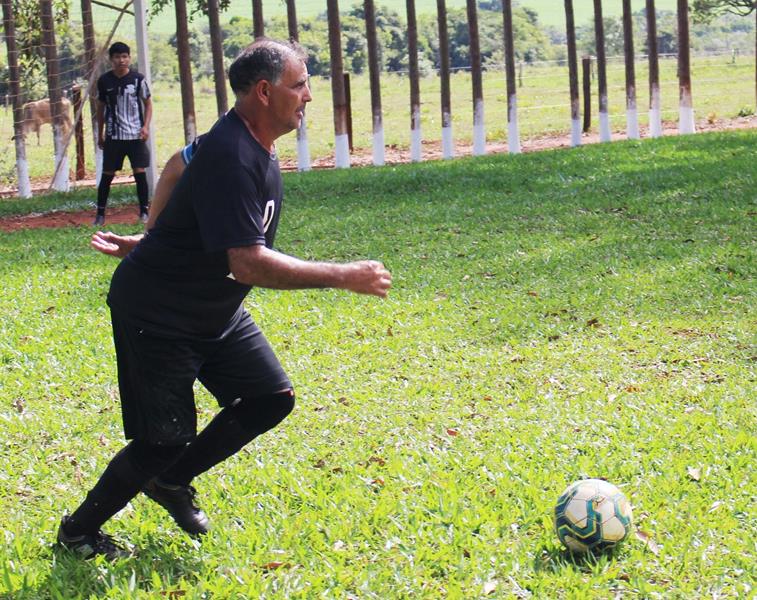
0, 130, 755, 598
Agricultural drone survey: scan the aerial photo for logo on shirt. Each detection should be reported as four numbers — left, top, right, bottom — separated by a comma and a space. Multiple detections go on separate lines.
262, 200, 275, 233
124, 84, 136, 95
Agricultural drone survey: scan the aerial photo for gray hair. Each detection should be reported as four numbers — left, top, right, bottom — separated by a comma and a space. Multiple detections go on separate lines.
228, 38, 307, 95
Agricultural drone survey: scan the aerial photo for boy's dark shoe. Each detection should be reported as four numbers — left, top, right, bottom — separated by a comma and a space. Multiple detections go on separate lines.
56, 516, 130, 561
142, 478, 210, 535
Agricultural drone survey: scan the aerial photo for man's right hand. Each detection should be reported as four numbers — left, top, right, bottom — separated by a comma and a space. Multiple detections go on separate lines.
97, 134, 105, 149
91, 231, 143, 258
343, 260, 392, 298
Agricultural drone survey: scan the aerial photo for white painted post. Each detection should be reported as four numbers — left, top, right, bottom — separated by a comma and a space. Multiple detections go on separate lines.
442, 117, 454, 159
410, 106, 422, 162
372, 115, 385, 166
52, 130, 70, 192
472, 99, 485, 156
296, 117, 311, 172
334, 134, 350, 168
570, 119, 582, 147
507, 95, 521, 154
649, 85, 662, 137
133, 0, 158, 195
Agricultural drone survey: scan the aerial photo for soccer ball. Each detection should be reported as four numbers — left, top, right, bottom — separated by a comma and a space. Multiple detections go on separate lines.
554, 479, 633, 553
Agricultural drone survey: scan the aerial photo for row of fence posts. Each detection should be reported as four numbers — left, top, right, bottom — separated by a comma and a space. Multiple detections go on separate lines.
1, 0, 755, 198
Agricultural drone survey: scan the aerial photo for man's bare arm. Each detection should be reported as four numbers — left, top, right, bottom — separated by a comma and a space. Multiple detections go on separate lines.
91, 149, 187, 257
227, 244, 392, 298
145, 150, 185, 229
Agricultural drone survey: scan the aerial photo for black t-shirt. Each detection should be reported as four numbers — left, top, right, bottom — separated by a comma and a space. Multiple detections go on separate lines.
107, 110, 283, 339
97, 70, 151, 140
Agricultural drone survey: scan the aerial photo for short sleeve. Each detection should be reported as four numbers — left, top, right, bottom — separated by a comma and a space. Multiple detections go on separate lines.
96, 76, 106, 101
140, 77, 151, 100
191, 163, 267, 252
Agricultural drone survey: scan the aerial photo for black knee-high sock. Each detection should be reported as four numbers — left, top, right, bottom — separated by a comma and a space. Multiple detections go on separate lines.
66, 441, 184, 536
134, 172, 148, 213
160, 391, 295, 487
96, 173, 115, 216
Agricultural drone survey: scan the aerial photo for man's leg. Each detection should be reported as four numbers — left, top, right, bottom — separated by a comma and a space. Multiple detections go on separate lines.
58, 440, 185, 558
143, 312, 294, 532
129, 140, 151, 222
95, 171, 115, 225
133, 168, 149, 222
95, 140, 124, 225
159, 389, 295, 487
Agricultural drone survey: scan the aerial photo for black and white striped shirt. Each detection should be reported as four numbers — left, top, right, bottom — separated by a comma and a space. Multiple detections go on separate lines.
97, 70, 151, 140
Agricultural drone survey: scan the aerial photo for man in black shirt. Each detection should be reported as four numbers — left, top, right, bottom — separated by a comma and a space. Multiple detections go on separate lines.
58, 39, 392, 560
94, 42, 153, 226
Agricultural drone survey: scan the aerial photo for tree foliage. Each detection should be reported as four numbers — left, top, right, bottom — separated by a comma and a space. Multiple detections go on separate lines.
692, 0, 756, 22
1, 0, 71, 100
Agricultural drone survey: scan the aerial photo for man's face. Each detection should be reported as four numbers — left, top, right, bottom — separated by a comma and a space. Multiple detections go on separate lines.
267, 58, 312, 135
110, 52, 131, 73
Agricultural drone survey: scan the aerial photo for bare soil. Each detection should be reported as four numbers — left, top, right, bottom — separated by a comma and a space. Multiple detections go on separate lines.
1, 115, 753, 233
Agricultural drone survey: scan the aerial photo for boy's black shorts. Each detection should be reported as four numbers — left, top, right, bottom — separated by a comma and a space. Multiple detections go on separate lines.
111, 310, 291, 445
102, 139, 150, 172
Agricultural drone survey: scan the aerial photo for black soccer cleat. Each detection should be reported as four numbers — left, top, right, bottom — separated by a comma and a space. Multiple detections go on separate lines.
56, 516, 130, 561
142, 478, 210, 535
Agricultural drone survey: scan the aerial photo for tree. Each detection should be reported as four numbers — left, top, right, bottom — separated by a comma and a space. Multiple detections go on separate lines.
1, 0, 70, 100
691, 0, 755, 20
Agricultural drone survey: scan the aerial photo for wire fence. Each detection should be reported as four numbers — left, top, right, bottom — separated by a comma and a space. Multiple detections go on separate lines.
0, 7, 755, 196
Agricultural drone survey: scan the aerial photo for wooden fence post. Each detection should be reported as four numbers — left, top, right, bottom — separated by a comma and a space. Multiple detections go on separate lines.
593, 0, 611, 141
565, 0, 581, 146
437, 0, 454, 158
175, 0, 196, 143
406, 0, 422, 162
622, 0, 639, 139
467, 0, 485, 155
501, 0, 520, 153
646, 0, 662, 137
208, 0, 228, 117
252, 0, 264, 38
677, 0, 695, 133
1, 0, 32, 197
286, 0, 310, 171
73, 85, 86, 180
40, 0, 70, 192
364, 0, 384, 165
327, 0, 350, 168
582, 56, 592, 133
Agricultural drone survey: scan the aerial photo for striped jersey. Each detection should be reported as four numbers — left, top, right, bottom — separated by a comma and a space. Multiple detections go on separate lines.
97, 70, 151, 140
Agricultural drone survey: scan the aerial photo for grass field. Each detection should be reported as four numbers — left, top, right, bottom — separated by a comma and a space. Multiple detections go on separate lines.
0, 130, 755, 598
1, 53, 754, 187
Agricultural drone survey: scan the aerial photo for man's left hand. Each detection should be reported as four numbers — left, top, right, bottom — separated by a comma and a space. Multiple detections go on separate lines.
91, 231, 144, 258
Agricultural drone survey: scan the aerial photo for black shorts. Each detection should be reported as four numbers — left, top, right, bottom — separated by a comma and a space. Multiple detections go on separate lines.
102, 139, 150, 172
111, 310, 291, 445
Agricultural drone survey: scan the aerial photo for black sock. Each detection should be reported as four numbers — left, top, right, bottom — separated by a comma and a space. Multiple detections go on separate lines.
96, 173, 115, 216
160, 391, 294, 487
66, 441, 184, 536
134, 172, 148, 214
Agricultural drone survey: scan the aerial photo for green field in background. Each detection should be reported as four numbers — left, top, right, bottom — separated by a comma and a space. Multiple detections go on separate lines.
1, 53, 753, 186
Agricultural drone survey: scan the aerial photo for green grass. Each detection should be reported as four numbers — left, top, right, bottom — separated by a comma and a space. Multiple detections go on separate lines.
1, 53, 754, 186
0, 130, 755, 598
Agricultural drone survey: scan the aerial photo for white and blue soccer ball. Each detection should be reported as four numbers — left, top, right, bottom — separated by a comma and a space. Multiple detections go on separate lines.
554, 479, 633, 553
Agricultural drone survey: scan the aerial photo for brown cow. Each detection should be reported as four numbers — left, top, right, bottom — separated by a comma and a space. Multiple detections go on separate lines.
22, 97, 72, 145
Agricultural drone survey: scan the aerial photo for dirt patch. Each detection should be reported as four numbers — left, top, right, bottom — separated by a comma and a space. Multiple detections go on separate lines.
2, 115, 754, 232
0, 204, 144, 232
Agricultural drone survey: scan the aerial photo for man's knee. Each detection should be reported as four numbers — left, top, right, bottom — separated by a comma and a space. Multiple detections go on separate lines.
126, 439, 186, 476
231, 388, 295, 435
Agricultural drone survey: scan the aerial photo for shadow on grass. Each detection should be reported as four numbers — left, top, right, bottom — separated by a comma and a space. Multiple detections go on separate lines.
533, 543, 623, 575
8, 535, 205, 600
